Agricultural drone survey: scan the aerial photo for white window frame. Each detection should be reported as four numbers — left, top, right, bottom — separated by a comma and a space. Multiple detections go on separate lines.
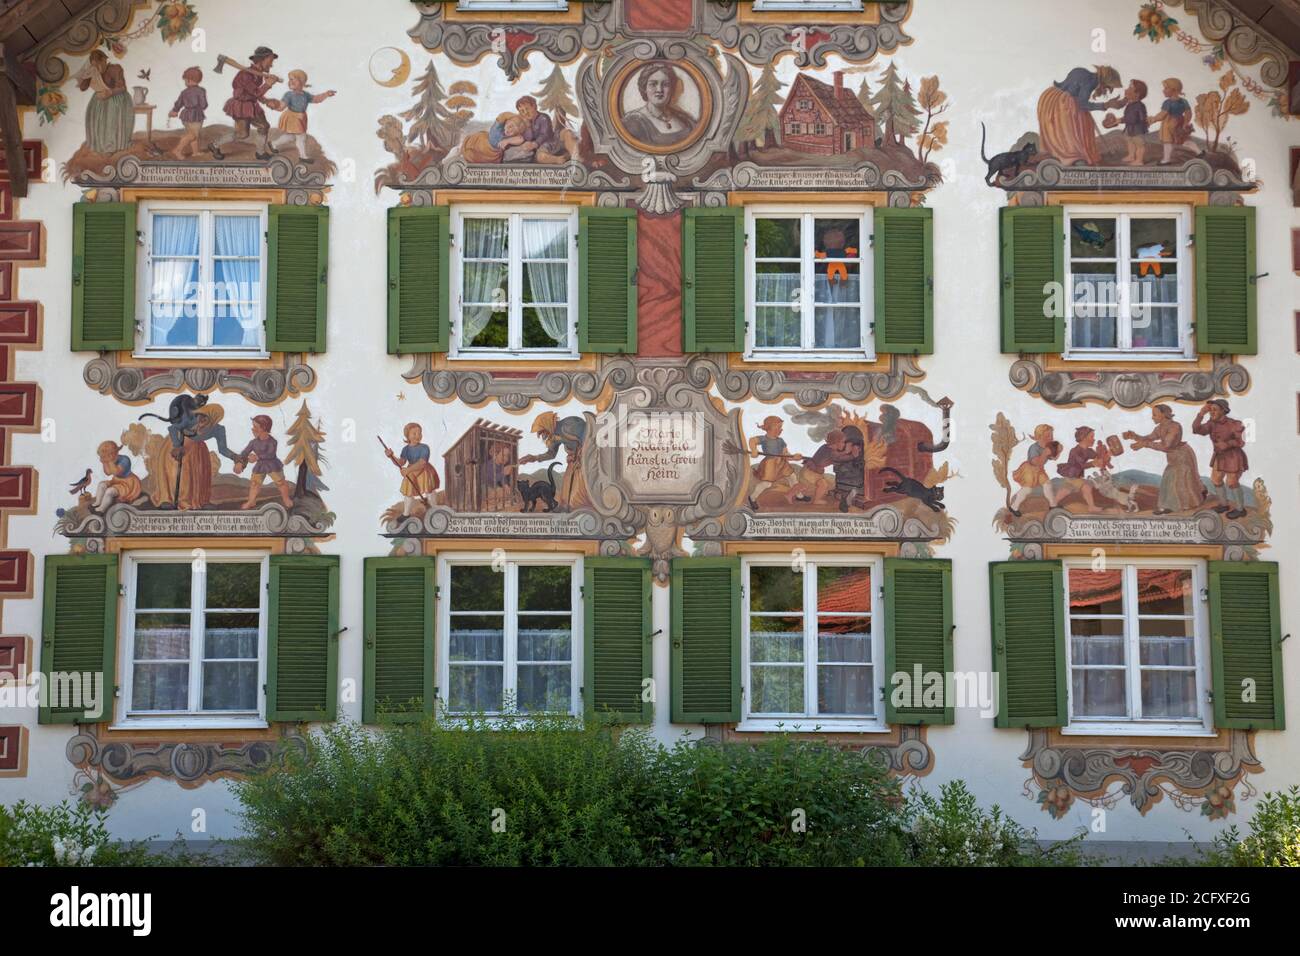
744, 205, 875, 362
450, 205, 579, 360
136, 200, 269, 360
755, 0, 864, 12
1062, 557, 1213, 737
116, 549, 269, 730
1063, 204, 1194, 361
436, 552, 584, 719
739, 554, 887, 733
457, 0, 567, 11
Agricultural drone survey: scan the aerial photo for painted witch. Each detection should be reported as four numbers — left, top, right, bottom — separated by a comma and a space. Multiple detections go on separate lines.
1036, 65, 1123, 165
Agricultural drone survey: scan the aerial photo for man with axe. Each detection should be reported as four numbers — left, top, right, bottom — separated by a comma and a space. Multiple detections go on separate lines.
208, 46, 282, 161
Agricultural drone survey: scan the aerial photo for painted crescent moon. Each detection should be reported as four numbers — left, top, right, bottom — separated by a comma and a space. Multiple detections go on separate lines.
369, 47, 411, 88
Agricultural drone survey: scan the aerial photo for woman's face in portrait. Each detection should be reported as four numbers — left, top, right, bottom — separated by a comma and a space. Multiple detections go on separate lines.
643, 69, 675, 108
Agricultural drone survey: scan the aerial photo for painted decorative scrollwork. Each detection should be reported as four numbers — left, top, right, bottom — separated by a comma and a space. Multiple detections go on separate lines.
67, 726, 308, 789
83, 353, 317, 404
1008, 354, 1250, 408
701, 0, 914, 69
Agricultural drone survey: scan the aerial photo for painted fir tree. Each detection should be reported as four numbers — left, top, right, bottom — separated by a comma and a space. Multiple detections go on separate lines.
734, 62, 786, 153
284, 402, 328, 498
870, 62, 922, 147
533, 64, 579, 119
856, 78, 877, 120
402, 60, 461, 151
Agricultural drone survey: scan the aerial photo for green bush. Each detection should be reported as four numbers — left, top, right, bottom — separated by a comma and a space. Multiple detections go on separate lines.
906, 780, 1088, 867
626, 733, 909, 866
233, 715, 645, 866
0, 799, 154, 867
1203, 786, 1300, 867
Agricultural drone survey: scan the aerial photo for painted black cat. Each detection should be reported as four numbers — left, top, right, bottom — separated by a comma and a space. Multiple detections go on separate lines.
981, 122, 1037, 186
880, 467, 946, 512
517, 462, 560, 513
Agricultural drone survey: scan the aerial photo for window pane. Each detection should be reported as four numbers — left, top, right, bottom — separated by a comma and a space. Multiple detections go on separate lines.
517, 616, 571, 661
448, 665, 503, 712
463, 217, 508, 259
754, 262, 801, 305
755, 217, 800, 259
518, 565, 571, 611
448, 616, 504, 661
750, 616, 804, 662
465, 309, 508, 348
1138, 627, 1195, 666
132, 662, 189, 711
134, 613, 190, 660
753, 306, 800, 350
136, 563, 192, 609
813, 218, 860, 260
812, 307, 861, 350
1140, 670, 1197, 719
521, 307, 565, 349
1129, 217, 1176, 256
523, 262, 567, 304
813, 269, 860, 305
817, 618, 871, 662
1070, 622, 1126, 663
750, 566, 802, 612
206, 563, 260, 609
463, 261, 508, 305
201, 661, 258, 711
817, 565, 870, 611
1069, 217, 1116, 258
520, 218, 567, 260
150, 213, 201, 348
751, 665, 804, 714
817, 665, 873, 715
203, 612, 259, 659
450, 565, 503, 612
1068, 569, 1123, 616
517, 665, 571, 713
1136, 569, 1193, 616
1072, 668, 1127, 717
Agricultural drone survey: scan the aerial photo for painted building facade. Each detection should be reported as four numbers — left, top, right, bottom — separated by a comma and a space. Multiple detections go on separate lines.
0, 0, 1295, 849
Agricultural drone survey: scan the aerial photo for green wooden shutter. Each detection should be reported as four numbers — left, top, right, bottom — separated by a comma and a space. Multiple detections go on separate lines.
884, 558, 952, 725
579, 207, 637, 353
683, 206, 743, 352
874, 207, 933, 354
267, 555, 339, 722
999, 206, 1064, 353
39, 555, 118, 725
266, 204, 329, 352
989, 560, 1066, 728
71, 202, 136, 351
387, 205, 449, 354
670, 557, 741, 723
363, 556, 435, 723
1195, 205, 1256, 355
583, 557, 652, 723
1209, 561, 1284, 730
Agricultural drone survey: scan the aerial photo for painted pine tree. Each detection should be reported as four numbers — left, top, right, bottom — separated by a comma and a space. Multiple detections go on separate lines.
533, 64, 579, 119
284, 402, 328, 499
402, 60, 460, 151
871, 62, 922, 147
733, 62, 786, 156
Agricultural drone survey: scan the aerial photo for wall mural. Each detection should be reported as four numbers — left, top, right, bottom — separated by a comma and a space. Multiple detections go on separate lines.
56, 399, 333, 552
990, 403, 1271, 559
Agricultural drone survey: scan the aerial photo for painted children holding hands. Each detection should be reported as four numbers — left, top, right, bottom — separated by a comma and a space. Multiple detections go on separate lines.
268, 69, 336, 161
234, 415, 295, 510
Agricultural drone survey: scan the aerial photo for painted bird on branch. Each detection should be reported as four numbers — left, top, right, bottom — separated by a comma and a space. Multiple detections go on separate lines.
69, 468, 93, 495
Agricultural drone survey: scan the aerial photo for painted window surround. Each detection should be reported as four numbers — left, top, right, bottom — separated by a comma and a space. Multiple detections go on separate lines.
458, 1, 567, 10
135, 199, 270, 361
754, 0, 864, 11
449, 205, 580, 361
1063, 204, 1194, 362
116, 549, 270, 731
1061, 556, 1213, 738
739, 553, 888, 733
743, 204, 876, 362
436, 552, 585, 719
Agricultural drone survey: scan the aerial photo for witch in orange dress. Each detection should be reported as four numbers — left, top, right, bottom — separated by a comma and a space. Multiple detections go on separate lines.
1036, 66, 1124, 166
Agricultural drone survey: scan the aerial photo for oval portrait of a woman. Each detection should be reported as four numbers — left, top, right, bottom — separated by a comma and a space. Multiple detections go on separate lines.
612, 59, 710, 154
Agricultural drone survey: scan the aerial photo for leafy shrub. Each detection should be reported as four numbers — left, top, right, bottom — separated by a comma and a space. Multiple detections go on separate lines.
626, 733, 909, 866
906, 780, 1088, 867
1203, 786, 1300, 867
0, 799, 153, 867
233, 715, 645, 866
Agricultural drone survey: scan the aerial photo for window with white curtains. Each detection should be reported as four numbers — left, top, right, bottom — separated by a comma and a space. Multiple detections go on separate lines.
754, 0, 863, 11
121, 551, 268, 727
740, 555, 886, 732
139, 201, 267, 356
745, 206, 874, 361
438, 555, 582, 717
1065, 206, 1192, 360
1064, 559, 1212, 736
452, 206, 577, 357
